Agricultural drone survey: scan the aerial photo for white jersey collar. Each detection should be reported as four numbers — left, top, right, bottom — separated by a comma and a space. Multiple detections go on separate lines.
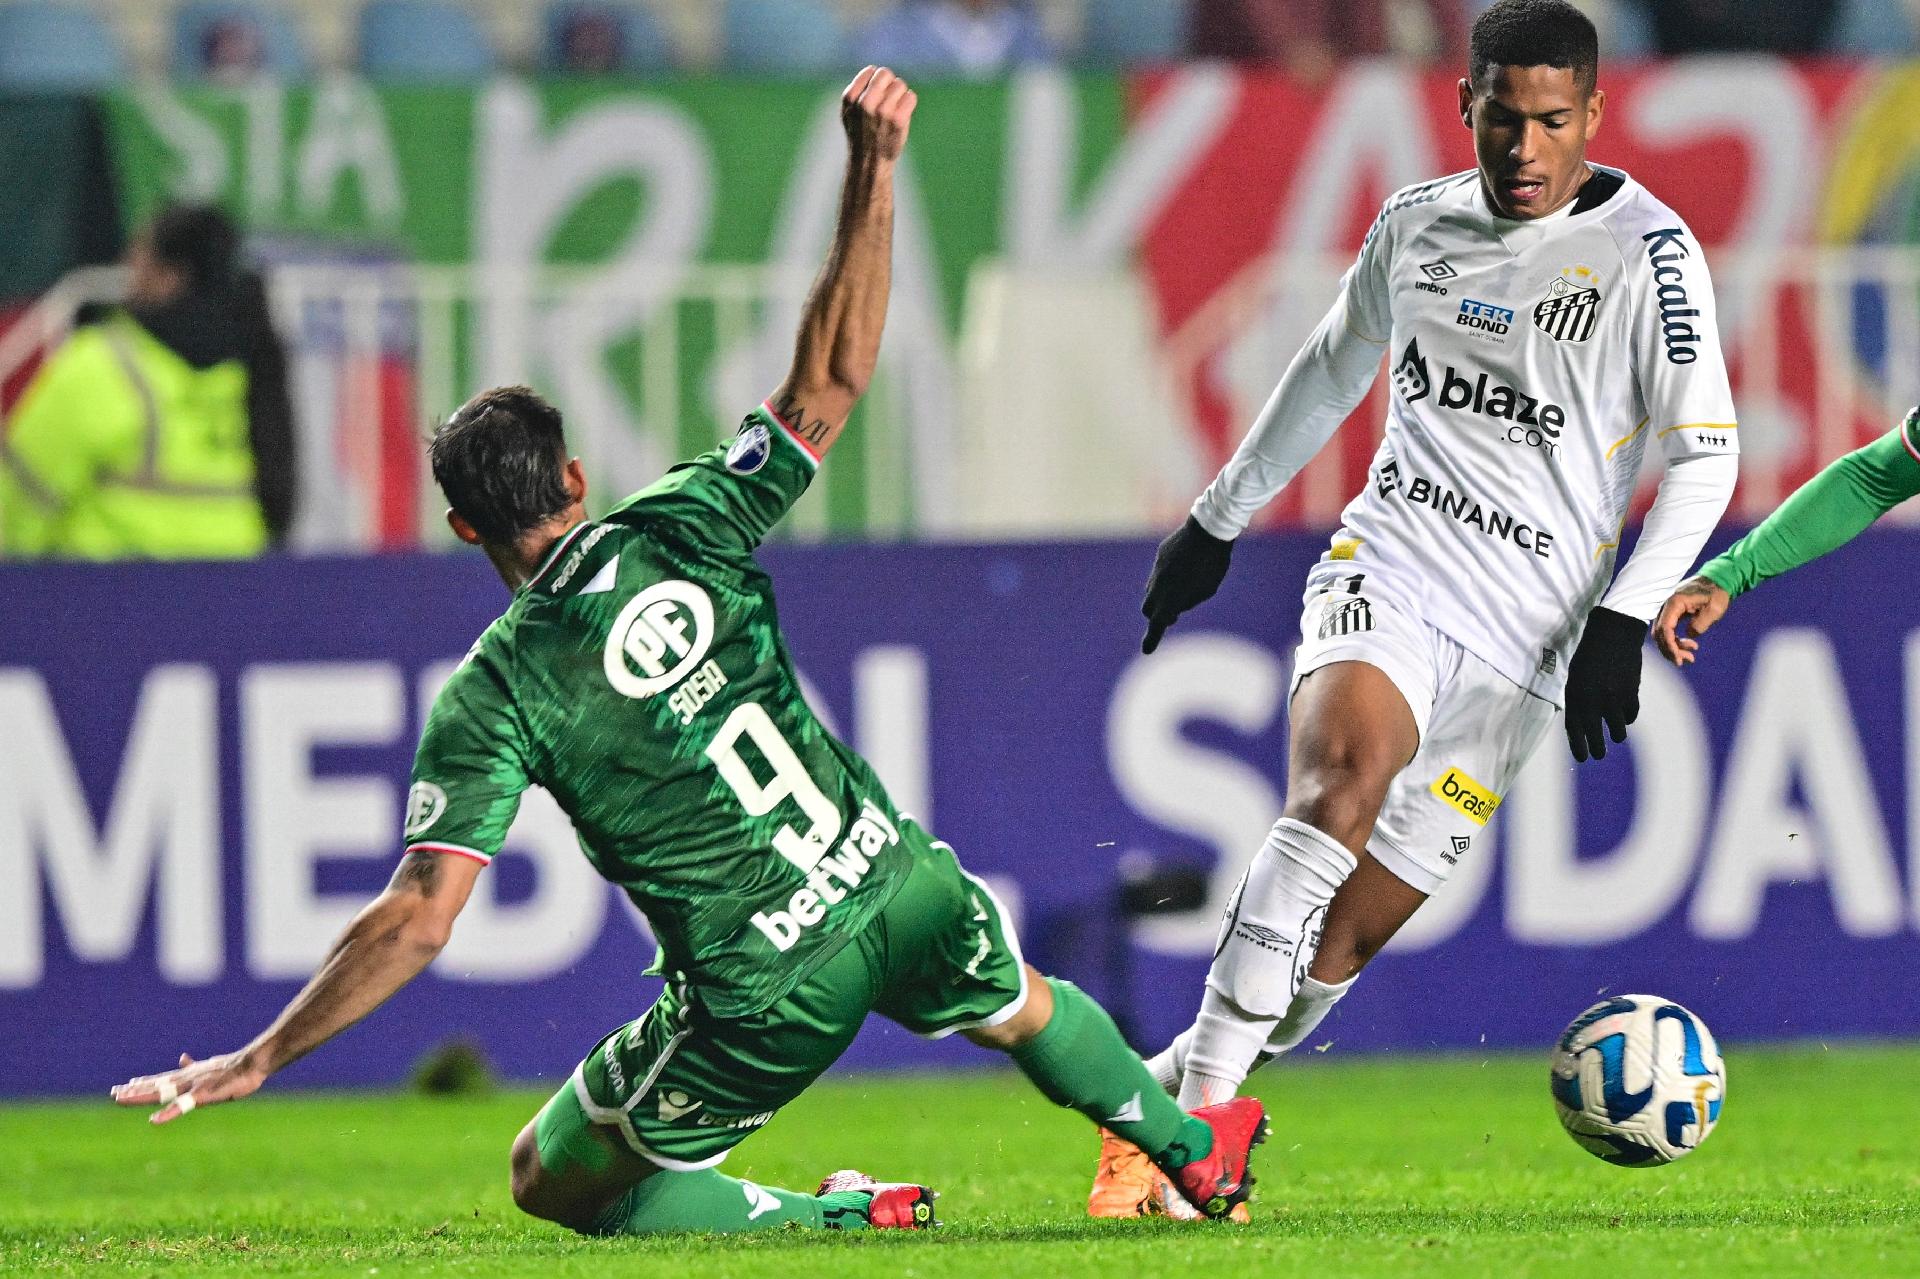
1469, 164, 1637, 254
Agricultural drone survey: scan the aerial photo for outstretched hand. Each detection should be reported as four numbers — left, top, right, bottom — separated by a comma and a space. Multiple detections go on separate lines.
1653, 575, 1730, 667
111, 1050, 266, 1125
842, 66, 916, 163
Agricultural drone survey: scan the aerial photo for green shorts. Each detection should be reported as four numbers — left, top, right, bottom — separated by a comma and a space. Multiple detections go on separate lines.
558, 840, 1025, 1170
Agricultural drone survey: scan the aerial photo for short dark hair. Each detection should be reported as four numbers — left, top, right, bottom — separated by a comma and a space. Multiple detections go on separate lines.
147, 203, 241, 290
1470, 0, 1599, 93
429, 385, 574, 543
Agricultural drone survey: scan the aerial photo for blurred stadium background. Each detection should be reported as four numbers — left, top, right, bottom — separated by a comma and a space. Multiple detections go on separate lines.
5, 0, 1920, 1105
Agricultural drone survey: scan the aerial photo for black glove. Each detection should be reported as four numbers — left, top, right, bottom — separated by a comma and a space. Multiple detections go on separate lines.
1564, 606, 1647, 762
1140, 516, 1235, 653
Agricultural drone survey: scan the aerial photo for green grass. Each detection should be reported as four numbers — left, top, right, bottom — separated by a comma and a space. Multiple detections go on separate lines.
8, 1045, 1920, 1277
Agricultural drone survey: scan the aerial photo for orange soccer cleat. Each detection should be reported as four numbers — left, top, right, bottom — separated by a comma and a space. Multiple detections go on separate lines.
1088, 1128, 1159, 1218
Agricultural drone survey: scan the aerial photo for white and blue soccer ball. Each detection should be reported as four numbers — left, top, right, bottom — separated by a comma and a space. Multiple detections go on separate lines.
1550, 994, 1726, 1167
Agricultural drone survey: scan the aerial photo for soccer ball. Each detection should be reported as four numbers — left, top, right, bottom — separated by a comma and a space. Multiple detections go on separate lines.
1549, 994, 1726, 1167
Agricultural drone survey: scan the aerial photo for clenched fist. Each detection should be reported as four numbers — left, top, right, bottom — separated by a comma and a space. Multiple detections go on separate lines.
842, 66, 916, 162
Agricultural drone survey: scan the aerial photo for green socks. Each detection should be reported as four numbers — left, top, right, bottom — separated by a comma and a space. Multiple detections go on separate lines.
591, 1168, 879, 1235
1009, 978, 1215, 1169
533, 1083, 876, 1236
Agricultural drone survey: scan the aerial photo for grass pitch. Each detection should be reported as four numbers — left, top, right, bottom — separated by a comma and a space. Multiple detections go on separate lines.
7, 1044, 1919, 1277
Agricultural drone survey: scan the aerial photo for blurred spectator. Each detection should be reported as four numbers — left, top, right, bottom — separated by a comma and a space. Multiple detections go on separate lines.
200, 15, 266, 81
1829, 0, 1917, 51
556, 6, 625, 74
0, 205, 296, 560
854, 0, 1053, 77
1193, 0, 1468, 78
1631, 0, 1841, 51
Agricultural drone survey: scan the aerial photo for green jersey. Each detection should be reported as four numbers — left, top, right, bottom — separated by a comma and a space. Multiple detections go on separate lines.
405, 404, 914, 1017
1701, 409, 1920, 599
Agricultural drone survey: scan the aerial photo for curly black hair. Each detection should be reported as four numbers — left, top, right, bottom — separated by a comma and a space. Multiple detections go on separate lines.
1469, 0, 1599, 93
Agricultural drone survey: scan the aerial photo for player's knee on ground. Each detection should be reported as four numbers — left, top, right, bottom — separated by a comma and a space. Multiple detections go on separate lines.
508, 1119, 611, 1232
509, 1122, 560, 1220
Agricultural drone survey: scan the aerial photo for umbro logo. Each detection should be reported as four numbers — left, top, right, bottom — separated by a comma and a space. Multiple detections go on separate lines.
1444, 834, 1471, 865
1233, 921, 1294, 955
1417, 259, 1456, 295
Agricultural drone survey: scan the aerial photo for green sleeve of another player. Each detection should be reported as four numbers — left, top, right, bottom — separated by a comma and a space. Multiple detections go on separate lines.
612, 403, 818, 554
403, 647, 533, 864
1701, 412, 1920, 599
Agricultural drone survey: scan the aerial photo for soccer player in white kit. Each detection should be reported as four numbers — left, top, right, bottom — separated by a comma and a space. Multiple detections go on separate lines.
1090, 0, 1741, 1217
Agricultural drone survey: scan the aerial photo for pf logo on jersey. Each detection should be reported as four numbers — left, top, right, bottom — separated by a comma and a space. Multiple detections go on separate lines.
605, 580, 716, 699
1533, 265, 1602, 342
404, 781, 447, 838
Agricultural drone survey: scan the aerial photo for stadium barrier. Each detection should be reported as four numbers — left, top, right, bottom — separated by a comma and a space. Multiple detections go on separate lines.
4, 244, 1920, 555
38, 63, 1916, 544
3, 530, 1918, 1094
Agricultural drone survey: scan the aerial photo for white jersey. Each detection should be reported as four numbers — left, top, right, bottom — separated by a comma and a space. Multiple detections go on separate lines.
1194, 166, 1738, 701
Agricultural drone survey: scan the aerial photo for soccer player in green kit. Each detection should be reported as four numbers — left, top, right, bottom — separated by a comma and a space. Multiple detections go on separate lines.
109, 66, 1267, 1235
1655, 407, 1920, 662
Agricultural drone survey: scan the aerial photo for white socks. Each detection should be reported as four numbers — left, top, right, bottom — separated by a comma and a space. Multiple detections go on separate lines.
1179, 989, 1270, 1107
1175, 818, 1357, 1109
1146, 1035, 1185, 1093
1154, 974, 1358, 1100
1268, 974, 1356, 1054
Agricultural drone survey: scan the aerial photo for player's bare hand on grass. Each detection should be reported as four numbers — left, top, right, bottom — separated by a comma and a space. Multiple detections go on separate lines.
1140, 517, 1235, 653
111, 1050, 266, 1125
1654, 575, 1729, 668
843, 66, 916, 161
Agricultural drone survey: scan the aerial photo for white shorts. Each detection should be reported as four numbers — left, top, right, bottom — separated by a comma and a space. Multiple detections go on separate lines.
1292, 575, 1556, 895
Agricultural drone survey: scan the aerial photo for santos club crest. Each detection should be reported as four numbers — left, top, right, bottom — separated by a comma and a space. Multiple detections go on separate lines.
1533, 265, 1602, 342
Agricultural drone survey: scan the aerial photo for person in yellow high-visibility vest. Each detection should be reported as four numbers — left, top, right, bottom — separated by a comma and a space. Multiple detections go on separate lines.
0, 204, 296, 559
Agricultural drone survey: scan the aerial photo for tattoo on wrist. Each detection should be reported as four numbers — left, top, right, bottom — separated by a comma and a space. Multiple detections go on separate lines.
772, 392, 832, 444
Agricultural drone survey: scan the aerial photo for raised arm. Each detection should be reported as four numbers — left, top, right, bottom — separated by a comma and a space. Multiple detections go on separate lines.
764, 66, 916, 460
111, 849, 482, 1123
